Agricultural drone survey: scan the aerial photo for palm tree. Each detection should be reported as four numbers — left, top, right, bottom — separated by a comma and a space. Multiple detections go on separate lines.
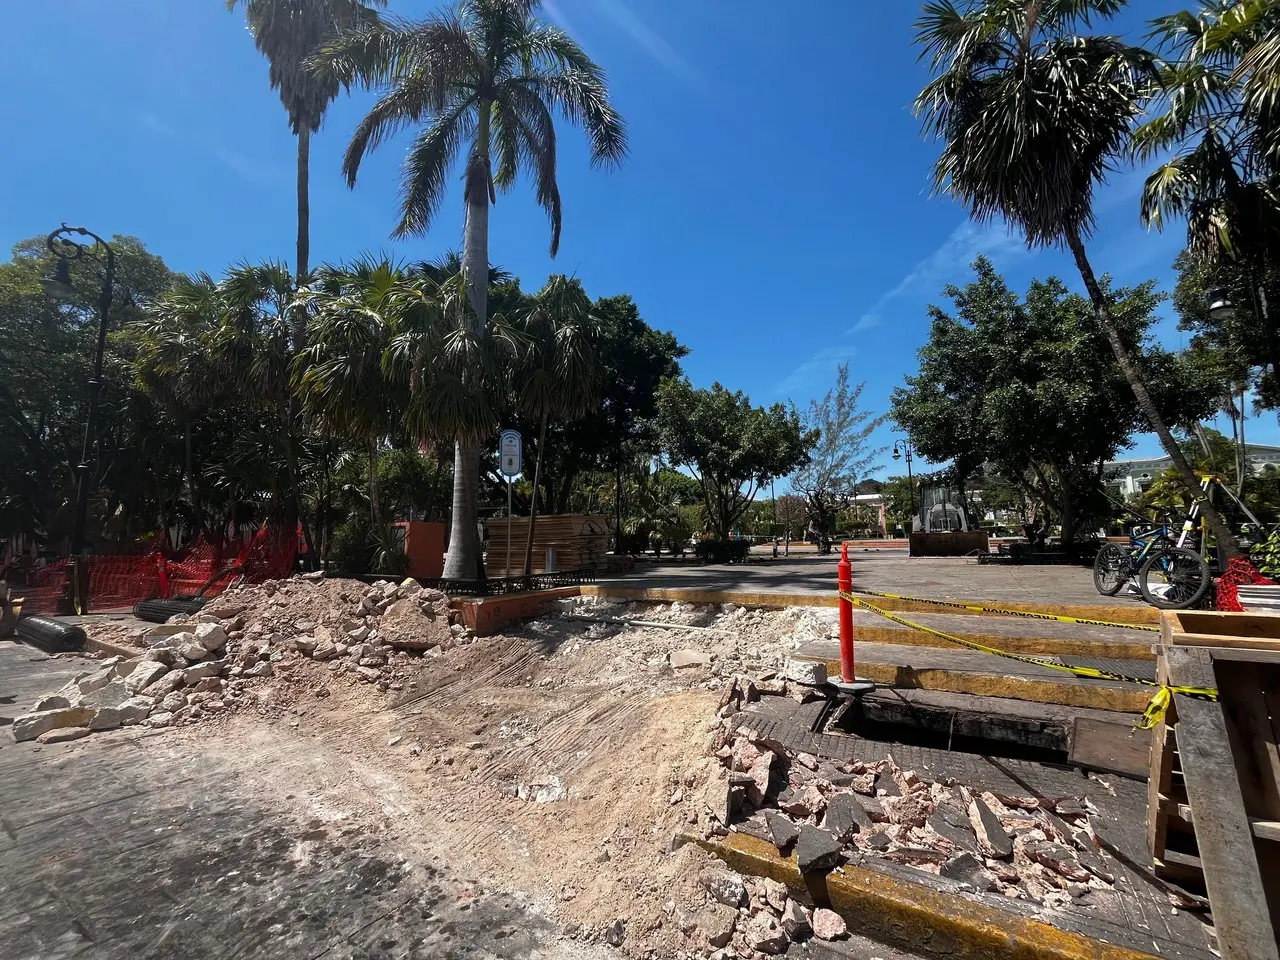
317, 0, 627, 580
228, 0, 385, 308
215, 261, 319, 558
133, 274, 224, 543
513, 275, 601, 575
914, 0, 1240, 557
295, 257, 407, 526
1138, 3, 1280, 387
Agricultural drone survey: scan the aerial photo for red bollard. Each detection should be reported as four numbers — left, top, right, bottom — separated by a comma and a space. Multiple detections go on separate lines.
837, 543, 855, 683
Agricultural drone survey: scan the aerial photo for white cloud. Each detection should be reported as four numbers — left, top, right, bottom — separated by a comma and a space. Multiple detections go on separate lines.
773, 344, 859, 399
546, 0, 706, 92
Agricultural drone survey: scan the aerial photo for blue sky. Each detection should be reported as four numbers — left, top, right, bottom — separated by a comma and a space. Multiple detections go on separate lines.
2, 0, 1272, 480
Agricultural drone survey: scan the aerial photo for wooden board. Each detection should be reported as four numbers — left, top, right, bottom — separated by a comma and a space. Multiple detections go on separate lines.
1174, 692, 1280, 960
1069, 716, 1151, 778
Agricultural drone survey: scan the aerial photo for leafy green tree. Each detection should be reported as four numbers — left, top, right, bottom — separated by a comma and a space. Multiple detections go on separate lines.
319, 0, 627, 580
789, 363, 887, 548
656, 380, 815, 543
295, 257, 408, 526
914, 0, 1240, 557
0, 234, 175, 546
228, 0, 385, 294
891, 257, 1218, 543
1138, 2, 1280, 391
513, 275, 601, 574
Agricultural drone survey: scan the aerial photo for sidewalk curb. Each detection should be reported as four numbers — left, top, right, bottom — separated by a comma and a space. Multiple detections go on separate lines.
691, 831, 1160, 960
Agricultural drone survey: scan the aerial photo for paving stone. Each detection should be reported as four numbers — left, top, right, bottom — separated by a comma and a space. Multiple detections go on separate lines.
794, 826, 843, 873
822, 792, 872, 841
927, 800, 979, 854
1024, 841, 1092, 882
862, 830, 892, 850
764, 811, 799, 851
969, 795, 1014, 859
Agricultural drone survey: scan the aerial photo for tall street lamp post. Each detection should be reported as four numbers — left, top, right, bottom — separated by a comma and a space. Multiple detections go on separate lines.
1207, 280, 1280, 391
892, 440, 915, 538
42, 224, 115, 614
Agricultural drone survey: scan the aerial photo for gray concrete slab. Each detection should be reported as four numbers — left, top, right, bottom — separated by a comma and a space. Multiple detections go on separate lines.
603, 554, 1141, 608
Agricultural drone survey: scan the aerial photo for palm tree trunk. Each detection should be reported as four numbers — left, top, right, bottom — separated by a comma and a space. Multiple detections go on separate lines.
183, 415, 210, 544
1066, 229, 1241, 560
296, 128, 311, 299
522, 411, 549, 576
443, 115, 492, 582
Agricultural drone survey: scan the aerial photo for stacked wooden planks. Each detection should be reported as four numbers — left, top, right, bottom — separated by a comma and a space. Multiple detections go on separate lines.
483, 514, 610, 576
1149, 610, 1280, 960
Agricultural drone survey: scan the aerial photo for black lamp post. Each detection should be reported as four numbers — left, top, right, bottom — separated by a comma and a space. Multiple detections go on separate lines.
1205, 280, 1280, 390
43, 224, 115, 614
892, 440, 915, 537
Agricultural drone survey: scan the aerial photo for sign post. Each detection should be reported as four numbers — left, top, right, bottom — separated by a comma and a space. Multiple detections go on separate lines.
498, 430, 522, 579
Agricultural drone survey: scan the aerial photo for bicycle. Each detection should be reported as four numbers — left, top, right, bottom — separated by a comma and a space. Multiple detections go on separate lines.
1093, 513, 1211, 609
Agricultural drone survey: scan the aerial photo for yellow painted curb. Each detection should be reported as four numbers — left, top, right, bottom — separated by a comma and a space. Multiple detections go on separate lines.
694, 832, 1160, 960
845, 624, 1154, 662
582, 585, 1159, 627
801, 656, 1152, 714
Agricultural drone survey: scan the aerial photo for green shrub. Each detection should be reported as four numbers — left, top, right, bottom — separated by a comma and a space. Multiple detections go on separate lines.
694, 538, 751, 563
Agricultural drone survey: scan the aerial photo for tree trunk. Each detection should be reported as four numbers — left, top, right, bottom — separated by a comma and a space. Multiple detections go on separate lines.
296, 128, 311, 298
1058, 472, 1075, 547
182, 415, 210, 544
522, 411, 549, 576
442, 113, 491, 581
1066, 229, 1240, 559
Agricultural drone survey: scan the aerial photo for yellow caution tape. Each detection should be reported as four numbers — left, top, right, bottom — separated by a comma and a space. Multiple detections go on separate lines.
838, 590, 1216, 730
847, 587, 1160, 633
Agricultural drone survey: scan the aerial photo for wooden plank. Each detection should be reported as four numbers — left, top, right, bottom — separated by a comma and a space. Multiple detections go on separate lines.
1070, 716, 1151, 778
1148, 723, 1176, 858
1174, 692, 1279, 960
1164, 610, 1280, 640
1172, 634, 1280, 651
1252, 820, 1280, 842
1217, 661, 1280, 821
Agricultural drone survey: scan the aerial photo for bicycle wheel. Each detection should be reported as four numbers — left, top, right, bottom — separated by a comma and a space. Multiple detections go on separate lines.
1138, 547, 1211, 609
1092, 543, 1129, 596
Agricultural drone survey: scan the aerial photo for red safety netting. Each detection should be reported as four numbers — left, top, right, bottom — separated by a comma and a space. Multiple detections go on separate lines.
5, 525, 299, 616
1215, 555, 1276, 611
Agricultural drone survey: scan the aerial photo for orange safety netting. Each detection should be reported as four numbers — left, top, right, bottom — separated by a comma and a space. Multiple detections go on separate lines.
5, 526, 298, 615
1215, 555, 1276, 611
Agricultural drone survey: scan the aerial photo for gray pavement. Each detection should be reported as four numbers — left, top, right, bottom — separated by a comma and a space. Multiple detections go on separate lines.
602, 554, 1140, 608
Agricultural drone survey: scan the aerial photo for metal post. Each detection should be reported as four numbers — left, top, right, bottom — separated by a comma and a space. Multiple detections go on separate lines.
837, 542, 855, 683
506, 479, 513, 580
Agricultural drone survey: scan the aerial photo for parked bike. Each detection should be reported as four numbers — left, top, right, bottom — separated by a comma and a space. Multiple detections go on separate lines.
1092, 513, 1210, 609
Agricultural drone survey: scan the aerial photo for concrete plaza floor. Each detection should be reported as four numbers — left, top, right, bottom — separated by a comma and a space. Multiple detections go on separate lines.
600, 552, 1134, 608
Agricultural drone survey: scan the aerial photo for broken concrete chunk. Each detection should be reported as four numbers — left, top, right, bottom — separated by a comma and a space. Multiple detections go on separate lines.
704, 871, 746, 907
782, 659, 827, 686
177, 637, 208, 661
312, 639, 337, 660
762, 877, 789, 912
811, 907, 846, 941
193, 623, 227, 652
183, 662, 220, 684
927, 802, 979, 854
742, 913, 789, 955
701, 769, 734, 825
795, 826, 843, 873
81, 680, 134, 710
883, 793, 930, 827
32, 694, 72, 712
969, 795, 1014, 859
823, 792, 872, 841
670, 649, 712, 669
11, 706, 95, 742
778, 782, 826, 818
862, 830, 892, 851
148, 670, 185, 697
36, 727, 92, 744
745, 751, 774, 803
764, 811, 800, 851
875, 772, 902, 797
939, 852, 997, 891
124, 660, 168, 694
1023, 841, 1092, 882
781, 899, 811, 940
75, 666, 116, 695
696, 904, 736, 948
294, 637, 317, 656
118, 697, 154, 725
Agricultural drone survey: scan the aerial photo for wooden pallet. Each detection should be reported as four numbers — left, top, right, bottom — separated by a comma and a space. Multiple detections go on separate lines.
1150, 611, 1280, 960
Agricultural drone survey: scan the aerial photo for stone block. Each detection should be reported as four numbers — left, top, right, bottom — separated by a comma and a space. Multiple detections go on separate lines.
794, 826, 843, 873
12, 706, 95, 742
194, 623, 228, 652
124, 661, 168, 694
783, 659, 827, 686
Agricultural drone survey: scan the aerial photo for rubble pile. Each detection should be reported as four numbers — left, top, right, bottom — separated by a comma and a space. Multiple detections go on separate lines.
12, 576, 474, 742
688, 675, 1119, 913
